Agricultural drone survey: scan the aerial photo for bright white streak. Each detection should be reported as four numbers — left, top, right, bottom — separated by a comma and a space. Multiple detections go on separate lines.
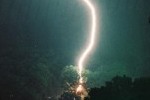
78, 0, 97, 83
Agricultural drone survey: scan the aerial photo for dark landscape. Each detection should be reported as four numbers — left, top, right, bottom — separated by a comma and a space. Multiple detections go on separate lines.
0, 0, 150, 100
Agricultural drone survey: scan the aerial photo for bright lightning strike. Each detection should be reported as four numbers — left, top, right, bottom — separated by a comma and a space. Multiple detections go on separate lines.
78, 0, 97, 83
76, 0, 98, 97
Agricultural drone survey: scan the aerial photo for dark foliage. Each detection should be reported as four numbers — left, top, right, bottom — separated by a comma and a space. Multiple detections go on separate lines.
88, 75, 150, 100
0, 50, 64, 100
59, 75, 150, 100
58, 92, 80, 100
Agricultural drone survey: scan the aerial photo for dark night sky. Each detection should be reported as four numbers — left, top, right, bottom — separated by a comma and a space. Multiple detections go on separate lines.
0, 0, 150, 93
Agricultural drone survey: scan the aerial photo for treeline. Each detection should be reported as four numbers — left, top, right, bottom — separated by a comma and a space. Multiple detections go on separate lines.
89, 75, 150, 100
60, 75, 150, 100
0, 49, 65, 100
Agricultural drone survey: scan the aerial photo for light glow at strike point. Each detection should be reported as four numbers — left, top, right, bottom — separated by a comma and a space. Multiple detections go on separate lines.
78, 0, 97, 83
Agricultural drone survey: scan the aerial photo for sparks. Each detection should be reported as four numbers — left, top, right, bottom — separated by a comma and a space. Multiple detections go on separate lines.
76, 0, 97, 98
76, 85, 84, 94
78, 0, 97, 83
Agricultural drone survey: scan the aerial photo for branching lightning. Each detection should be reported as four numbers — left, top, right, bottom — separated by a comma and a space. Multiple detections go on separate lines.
78, 0, 97, 83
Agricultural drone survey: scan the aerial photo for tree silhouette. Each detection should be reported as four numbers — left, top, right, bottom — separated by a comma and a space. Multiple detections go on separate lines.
88, 75, 150, 100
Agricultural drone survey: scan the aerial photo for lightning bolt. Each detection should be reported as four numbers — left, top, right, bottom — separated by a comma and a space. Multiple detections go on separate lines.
78, 0, 97, 83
